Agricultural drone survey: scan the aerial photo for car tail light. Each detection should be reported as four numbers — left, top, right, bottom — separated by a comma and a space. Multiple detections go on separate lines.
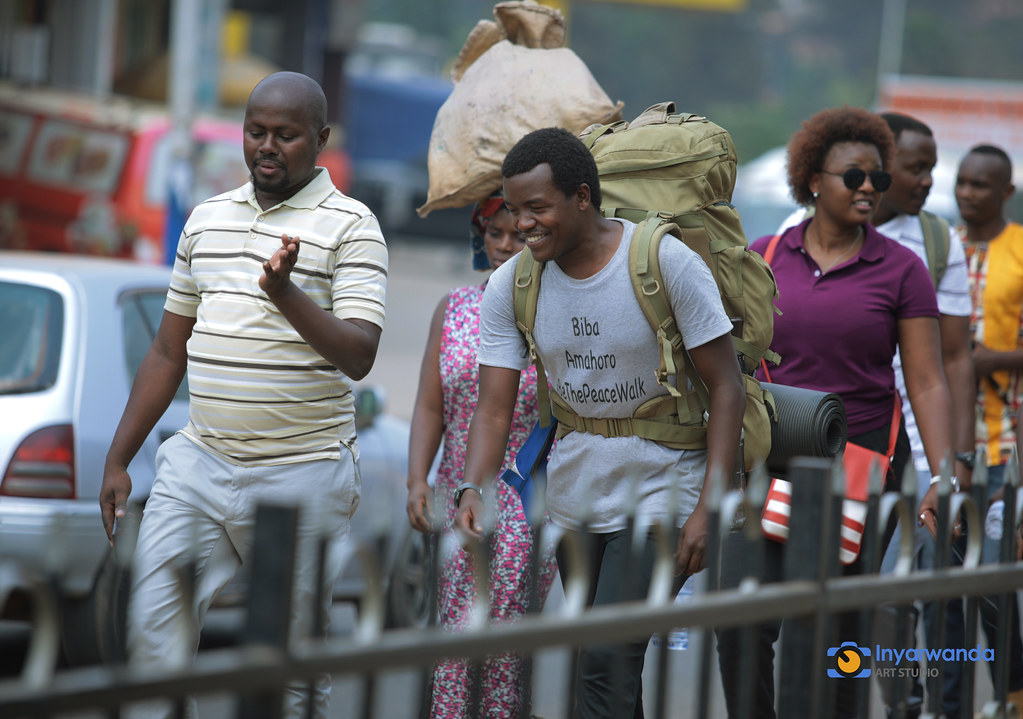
1, 425, 76, 499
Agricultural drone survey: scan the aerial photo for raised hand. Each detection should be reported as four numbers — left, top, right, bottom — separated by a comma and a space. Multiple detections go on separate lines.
260, 234, 300, 297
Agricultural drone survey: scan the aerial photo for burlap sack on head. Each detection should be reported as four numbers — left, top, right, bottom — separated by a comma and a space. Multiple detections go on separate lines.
417, 1, 623, 216
494, 0, 565, 48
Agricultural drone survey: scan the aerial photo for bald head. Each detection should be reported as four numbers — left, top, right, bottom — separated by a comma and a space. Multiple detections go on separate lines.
243, 71, 331, 209
248, 72, 328, 132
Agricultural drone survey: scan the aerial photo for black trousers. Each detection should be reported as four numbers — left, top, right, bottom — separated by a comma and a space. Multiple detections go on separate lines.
715, 417, 911, 719
557, 528, 676, 719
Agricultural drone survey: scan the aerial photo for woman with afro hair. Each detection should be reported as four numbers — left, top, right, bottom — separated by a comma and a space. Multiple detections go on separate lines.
716, 106, 954, 719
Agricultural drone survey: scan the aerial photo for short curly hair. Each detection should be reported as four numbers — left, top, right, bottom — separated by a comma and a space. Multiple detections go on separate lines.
502, 127, 602, 210
786, 106, 896, 206
968, 143, 1014, 182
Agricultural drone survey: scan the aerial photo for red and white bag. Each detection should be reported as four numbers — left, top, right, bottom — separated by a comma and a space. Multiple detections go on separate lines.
761, 404, 900, 564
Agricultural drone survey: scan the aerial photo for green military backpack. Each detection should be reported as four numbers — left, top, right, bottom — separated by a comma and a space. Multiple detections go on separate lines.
513, 102, 780, 471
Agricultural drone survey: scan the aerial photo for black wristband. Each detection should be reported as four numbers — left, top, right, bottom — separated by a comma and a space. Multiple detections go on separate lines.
954, 451, 976, 470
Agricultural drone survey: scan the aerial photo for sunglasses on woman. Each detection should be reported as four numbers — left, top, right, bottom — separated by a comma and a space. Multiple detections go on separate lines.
819, 168, 892, 192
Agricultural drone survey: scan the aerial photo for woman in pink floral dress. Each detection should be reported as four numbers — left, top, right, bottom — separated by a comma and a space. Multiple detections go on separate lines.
406, 193, 558, 718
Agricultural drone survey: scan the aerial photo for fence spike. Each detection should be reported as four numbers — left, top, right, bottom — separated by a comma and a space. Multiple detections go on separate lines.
20, 576, 61, 690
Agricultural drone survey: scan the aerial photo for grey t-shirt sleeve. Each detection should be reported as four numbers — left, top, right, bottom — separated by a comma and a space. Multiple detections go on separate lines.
477, 256, 532, 371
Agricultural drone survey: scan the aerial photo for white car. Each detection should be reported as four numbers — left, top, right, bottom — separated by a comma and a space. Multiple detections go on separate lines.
0, 251, 427, 667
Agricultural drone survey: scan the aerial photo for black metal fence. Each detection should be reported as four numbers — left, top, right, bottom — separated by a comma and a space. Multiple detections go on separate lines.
1, 454, 1022, 719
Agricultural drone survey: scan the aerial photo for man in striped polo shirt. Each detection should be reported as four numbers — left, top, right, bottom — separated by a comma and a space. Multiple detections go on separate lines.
101, 71, 387, 718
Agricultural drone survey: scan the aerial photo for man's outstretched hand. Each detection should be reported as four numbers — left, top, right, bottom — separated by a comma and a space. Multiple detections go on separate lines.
260, 234, 300, 297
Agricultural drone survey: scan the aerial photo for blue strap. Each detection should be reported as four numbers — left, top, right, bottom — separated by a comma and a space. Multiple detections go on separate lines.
500, 412, 557, 515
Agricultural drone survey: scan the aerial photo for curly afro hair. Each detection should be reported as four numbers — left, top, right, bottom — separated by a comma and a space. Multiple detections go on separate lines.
501, 127, 602, 210
786, 106, 895, 206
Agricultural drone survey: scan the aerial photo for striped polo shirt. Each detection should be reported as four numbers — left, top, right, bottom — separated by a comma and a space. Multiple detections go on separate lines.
165, 168, 388, 466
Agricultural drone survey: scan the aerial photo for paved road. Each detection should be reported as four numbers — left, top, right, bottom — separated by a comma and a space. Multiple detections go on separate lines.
362, 236, 481, 423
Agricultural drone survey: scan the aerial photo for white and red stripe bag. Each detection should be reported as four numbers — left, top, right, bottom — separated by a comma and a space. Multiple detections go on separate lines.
760, 403, 899, 565
761, 477, 871, 565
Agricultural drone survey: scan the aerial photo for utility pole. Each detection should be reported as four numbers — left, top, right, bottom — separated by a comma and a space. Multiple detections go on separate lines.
93, 0, 117, 98
874, 0, 907, 107
164, 0, 227, 264
164, 0, 202, 265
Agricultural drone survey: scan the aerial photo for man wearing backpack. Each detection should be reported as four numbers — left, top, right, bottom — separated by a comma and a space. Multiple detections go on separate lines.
453, 127, 746, 719
872, 112, 975, 494
869, 112, 975, 719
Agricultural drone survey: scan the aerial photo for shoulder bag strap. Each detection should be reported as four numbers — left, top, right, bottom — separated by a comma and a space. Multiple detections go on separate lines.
886, 398, 902, 459
758, 234, 783, 382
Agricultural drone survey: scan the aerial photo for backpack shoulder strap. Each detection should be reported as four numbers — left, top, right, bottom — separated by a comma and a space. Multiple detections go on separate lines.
513, 249, 541, 340
918, 210, 951, 290
628, 219, 708, 424
629, 219, 681, 395
512, 250, 553, 428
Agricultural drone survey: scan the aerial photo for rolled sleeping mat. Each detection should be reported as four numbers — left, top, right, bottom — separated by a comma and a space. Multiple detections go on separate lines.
761, 382, 847, 476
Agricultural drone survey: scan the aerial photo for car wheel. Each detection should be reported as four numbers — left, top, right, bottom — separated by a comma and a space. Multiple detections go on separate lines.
60, 548, 130, 666
386, 529, 434, 630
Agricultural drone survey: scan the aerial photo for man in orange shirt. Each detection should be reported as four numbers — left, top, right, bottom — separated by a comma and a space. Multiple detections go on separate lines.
957, 143, 1023, 710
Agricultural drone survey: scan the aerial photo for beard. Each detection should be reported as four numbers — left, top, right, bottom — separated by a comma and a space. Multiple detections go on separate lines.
250, 160, 290, 195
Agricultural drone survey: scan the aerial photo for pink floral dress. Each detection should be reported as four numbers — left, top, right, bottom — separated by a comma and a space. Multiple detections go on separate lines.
431, 284, 558, 719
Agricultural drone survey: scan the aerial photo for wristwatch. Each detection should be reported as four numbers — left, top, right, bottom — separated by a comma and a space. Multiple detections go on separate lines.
954, 451, 976, 470
453, 482, 483, 506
